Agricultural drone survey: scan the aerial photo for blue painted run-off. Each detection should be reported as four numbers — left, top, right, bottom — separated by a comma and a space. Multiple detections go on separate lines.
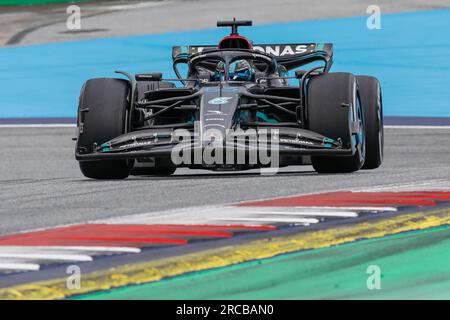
0, 9, 449, 118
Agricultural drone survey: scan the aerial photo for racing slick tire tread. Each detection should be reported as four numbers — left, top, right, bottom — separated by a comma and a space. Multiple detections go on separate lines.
307, 72, 365, 174
77, 78, 131, 179
357, 75, 384, 169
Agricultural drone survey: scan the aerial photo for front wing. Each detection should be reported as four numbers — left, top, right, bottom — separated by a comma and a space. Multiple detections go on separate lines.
75, 127, 354, 162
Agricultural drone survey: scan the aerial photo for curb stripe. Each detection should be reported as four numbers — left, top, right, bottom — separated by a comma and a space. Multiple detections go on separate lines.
270, 206, 398, 212
0, 224, 273, 247
2, 206, 449, 300
0, 263, 40, 272
0, 246, 141, 254
0, 237, 188, 246
212, 217, 320, 224
0, 223, 276, 272
2, 190, 448, 275
34, 236, 189, 245
248, 211, 359, 218
0, 253, 93, 262
237, 191, 450, 207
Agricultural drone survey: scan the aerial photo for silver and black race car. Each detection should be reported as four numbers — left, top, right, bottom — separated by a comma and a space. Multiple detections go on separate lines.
75, 19, 383, 179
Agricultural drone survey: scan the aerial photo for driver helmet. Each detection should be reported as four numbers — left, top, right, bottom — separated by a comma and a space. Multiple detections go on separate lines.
214, 60, 253, 81
229, 60, 253, 81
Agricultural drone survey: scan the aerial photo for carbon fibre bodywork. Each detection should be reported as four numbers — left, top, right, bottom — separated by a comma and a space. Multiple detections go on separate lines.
75, 20, 363, 172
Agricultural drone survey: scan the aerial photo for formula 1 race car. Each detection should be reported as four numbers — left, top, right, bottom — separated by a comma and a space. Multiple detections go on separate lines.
75, 19, 383, 179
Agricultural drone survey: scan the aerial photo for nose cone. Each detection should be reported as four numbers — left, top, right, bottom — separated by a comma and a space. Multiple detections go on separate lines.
200, 86, 239, 147
202, 128, 224, 148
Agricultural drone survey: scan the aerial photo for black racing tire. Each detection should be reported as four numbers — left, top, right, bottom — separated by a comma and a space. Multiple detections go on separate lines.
307, 72, 366, 173
357, 76, 384, 169
76, 78, 131, 179
130, 158, 177, 176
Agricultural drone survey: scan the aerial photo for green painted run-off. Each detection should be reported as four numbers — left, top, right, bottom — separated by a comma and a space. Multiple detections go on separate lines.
76, 225, 450, 300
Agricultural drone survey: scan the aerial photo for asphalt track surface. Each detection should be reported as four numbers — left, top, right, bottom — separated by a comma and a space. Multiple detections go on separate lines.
1, 126, 450, 236
1, 3, 450, 298
0, 1, 449, 235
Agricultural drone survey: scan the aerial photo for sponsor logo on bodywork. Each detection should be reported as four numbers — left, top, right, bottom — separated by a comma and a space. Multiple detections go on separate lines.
208, 97, 233, 105
119, 140, 155, 149
178, 44, 317, 57
279, 138, 314, 146
253, 45, 311, 56
206, 110, 228, 116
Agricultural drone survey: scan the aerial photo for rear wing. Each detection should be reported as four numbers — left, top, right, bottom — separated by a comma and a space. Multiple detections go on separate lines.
172, 43, 333, 71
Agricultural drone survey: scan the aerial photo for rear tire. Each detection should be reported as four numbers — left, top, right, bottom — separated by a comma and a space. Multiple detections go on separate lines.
76, 78, 131, 179
357, 76, 384, 169
307, 73, 366, 173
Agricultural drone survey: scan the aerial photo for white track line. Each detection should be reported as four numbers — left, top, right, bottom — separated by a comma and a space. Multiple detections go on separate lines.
0, 247, 139, 273
237, 206, 397, 212
0, 263, 40, 271
246, 211, 358, 218
290, 206, 397, 212
59, 246, 140, 253
385, 125, 450, 129
213, 217, 320, 224
45, 246, 141, 253
99, 204, 397, 226
0, 124, 76, 128
0, 246, 141, 254
0, 253, 93, 262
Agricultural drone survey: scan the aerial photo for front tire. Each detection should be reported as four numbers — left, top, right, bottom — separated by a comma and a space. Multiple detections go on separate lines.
307, 73, 366, 173
357, 76, 384, 169
76, 78, 131, 179
130, 158, 176, 176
